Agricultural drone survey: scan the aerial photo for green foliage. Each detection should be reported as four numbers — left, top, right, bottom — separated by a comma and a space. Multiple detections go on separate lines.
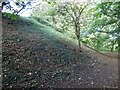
2, 12, 17, 21
84, 1, 120, 52
10, 14, 18, 21
48, 9, 57, 16
81, 38, 89, 44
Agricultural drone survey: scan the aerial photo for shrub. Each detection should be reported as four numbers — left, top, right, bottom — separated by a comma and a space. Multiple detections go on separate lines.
2, 12, 17, 21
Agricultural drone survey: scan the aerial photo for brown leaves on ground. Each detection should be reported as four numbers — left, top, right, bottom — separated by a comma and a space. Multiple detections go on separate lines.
2, 18, 118, 88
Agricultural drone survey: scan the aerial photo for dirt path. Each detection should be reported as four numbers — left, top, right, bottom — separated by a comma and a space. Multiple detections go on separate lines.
2, 18, 118, 88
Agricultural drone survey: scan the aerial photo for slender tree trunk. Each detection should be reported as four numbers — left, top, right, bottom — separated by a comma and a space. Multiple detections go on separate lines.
111, 41, 115, 52
78, 25, 82, 52
111, 45, 114, 52
52, 16, 56, 24
77, 35, 81, 51
111, 39, 117, 52
75, 24, 82, 52
118, 35, 120, 53
117, 24, 120, 58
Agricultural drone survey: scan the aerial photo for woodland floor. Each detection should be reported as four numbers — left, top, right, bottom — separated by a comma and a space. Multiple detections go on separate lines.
2, 17, 119, 88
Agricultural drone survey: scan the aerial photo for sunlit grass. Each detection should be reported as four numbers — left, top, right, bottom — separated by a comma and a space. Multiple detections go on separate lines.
22, 16, 78, 47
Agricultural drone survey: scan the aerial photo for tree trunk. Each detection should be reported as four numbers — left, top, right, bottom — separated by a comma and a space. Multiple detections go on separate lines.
77, 35, 81, 51
52, 16, 57, 24
118, 35, 120, 53
111, 39, 119, 52
75, 24, 82, 52
111, 45, 114, 52
111, 41, 115, 52
117, 21, 120, 58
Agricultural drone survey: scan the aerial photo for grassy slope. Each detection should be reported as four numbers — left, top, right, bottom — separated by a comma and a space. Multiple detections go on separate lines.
2, 17, 118, 88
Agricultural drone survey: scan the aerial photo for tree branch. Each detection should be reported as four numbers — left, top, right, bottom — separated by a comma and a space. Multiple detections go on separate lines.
16, 2, 30, 15
78, 3, 91, 20
97, 30, 114, 34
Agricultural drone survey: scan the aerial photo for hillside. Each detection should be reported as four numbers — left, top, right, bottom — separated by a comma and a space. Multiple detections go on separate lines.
2, 17, 118, 88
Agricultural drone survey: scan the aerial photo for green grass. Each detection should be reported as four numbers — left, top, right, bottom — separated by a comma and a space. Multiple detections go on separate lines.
21, 17, 78, 47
